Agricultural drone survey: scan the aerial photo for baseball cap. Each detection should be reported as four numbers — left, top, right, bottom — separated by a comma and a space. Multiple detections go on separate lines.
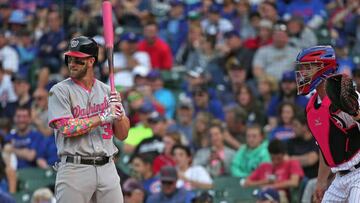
148, 111, 166, 123
9, 10, 27, 25
160, 166, 178, 182
12, 73, 27, 82
225, 57, 245, 71
121, 32, 139, 43
209, 4, 221, 13
139, 102, 154, 114
133, 66, 150, 77
127, 91, 143, 103
122, 178, 144, 194
224, 30, 241, 39
170, 0, 184, 6
256, 188, 280, 202
178, 98, 193, 109
333, 38, 347, 49
187, 67, 205, 78
147, 70, 162, 80
281, 70, 296, 82
259, 19, 273, 29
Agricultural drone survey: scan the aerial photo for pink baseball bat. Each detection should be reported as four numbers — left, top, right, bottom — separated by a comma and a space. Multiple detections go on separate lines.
102, 1, 115, 92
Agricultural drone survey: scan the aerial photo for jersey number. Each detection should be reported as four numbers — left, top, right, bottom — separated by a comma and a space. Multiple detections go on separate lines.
101, 123, 113, 139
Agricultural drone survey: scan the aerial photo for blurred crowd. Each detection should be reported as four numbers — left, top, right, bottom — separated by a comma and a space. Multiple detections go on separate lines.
0, 0, 359, 202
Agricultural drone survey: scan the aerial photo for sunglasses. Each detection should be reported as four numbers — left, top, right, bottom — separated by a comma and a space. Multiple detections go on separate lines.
161, 181, 175, 185
67, 57, 90, 65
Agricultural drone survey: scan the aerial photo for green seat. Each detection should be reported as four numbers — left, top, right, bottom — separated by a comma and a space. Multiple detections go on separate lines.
12, 191, 32, 203
212, 176, 257, 203
17, 168, 56, 191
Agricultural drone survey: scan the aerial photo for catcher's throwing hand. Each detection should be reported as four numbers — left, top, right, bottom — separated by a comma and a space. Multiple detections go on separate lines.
325, 73, 360, 117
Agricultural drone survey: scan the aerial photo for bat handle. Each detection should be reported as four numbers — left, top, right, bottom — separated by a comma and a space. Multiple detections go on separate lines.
107, 47, 115, 92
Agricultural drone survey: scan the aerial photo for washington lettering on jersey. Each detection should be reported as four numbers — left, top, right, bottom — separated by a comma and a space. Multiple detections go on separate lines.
72, 97, 108, 118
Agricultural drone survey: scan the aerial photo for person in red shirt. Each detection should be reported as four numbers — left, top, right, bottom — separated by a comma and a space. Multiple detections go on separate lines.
244, 139, 304, 202
138, 22, 173, 70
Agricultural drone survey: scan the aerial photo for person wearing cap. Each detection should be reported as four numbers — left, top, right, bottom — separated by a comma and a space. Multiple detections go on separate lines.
0, 30, 19, 75
138, 21, 173, 70
244, 19, 273, 50
146, 166, 195, 203
191, 84, 225, 121
122, 178, 145, 203
37, 10, 67, 88
201, 4, 233, 37
266, 71, 308, 131
159, 0, 188, 55
104, 32, 151, 90
183, 67, 217, 100
133, 111, 168, 160
252, 23, 299, 80
146, 69, 176, 119
255, 188, 280, 203
68, 4, 98, 37
12, 74, 32, 109
287, 16, 317, 50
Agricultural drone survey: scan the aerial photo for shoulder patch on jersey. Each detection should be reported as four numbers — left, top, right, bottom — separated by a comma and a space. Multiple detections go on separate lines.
49, 91, 54, 97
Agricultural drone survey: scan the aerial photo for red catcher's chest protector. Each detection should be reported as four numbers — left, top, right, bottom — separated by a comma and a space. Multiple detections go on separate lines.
306, 93, 360, 167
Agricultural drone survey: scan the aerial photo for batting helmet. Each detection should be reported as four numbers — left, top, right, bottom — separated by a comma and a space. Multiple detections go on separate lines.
295, 45, 338, 95
64, 36, 98, 66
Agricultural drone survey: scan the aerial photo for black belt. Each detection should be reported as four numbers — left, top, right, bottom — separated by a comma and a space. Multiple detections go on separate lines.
66, 156, 110, 166
338, 162, 360, 176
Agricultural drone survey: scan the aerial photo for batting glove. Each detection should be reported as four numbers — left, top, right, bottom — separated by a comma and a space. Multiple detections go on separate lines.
99, 103, 123, 124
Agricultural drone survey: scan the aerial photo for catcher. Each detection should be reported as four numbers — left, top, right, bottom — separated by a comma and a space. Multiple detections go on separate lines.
295, 45, 360, 203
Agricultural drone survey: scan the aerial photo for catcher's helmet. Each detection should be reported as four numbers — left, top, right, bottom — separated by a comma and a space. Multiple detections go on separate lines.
295, 45, 337, 95
64, 36, 98, 66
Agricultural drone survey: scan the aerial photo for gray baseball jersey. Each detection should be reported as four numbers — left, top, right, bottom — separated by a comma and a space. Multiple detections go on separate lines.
48, 78, 118, 157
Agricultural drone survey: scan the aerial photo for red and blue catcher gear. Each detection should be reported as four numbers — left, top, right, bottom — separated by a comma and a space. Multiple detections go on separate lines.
295, 46, 338, 95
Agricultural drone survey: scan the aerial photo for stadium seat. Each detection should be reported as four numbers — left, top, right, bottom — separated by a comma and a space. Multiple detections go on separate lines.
17, 168, 56, 192
12, 191, 32, 203
212, 176, 257, 203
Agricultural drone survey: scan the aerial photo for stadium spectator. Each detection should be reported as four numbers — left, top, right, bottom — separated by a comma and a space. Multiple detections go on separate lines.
287, 16, 318, 50
172, 145, 213, 190
13, 29, 37, 78
244, 139, 304, 203
146, 166, 195, 203
159, 0, 188, 55
252, 23, 299, 80
223, 105, 247, 148
256, 74, 278, 113
152, 131, 181, 175
201, 4, 233, 39
333, 38, 356, 76
31, 88, 52, 136
268, 102, 297, 141
130, 153, 161, 196
146, 70, 176, 119
168, 97, 193, 145
0, 30, 19, 75
37, 10, 67, 88
123, 178, 145, 203
104, 32, 151, 90
231, 124, 270, 178
193, 121, 235, 177
0, 64, 17, 118
192, 112, 213, 150
3, 107, 43, 169
133, 111, 168, 160
138, 21, 173, 70
244, 19, 273, 51
266, 71, 308, 131
191, 85, 225, 121
31, 188, 55, 203
235, 84, 266, 125
12, 74, 32, 109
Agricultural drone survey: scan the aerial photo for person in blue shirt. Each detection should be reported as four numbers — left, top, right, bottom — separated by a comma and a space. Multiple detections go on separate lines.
146, 166, 194, 203
192, 85, 225, 121
159, 0, 189, 55
3, 107, 43, 169
146, 70, 176, 119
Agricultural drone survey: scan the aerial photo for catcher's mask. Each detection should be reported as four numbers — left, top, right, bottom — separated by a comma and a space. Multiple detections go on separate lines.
64, 36, 98, 66
295, 46, 337, 95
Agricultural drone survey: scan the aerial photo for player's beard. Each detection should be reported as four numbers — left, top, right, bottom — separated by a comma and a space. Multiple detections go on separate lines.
69, 63, 88, 79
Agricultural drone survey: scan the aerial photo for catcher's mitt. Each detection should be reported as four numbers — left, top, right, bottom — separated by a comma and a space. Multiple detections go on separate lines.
325, 74, 359, 116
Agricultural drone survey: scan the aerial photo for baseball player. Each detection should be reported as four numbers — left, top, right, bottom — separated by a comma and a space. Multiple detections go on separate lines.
295, 45, 360, 202
48, 36, 130, 203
